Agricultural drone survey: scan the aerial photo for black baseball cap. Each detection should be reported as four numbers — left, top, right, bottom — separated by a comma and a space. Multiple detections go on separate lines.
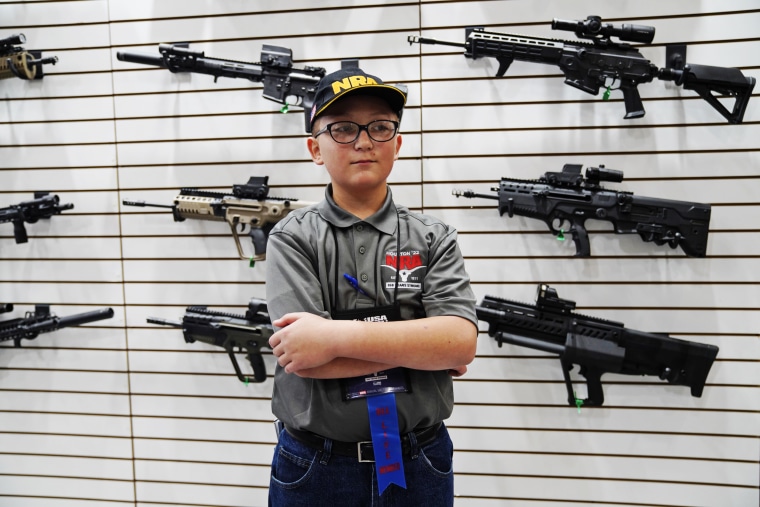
309, 67, 407, 132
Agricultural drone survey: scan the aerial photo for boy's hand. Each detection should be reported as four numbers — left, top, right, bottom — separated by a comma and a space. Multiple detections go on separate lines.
269, 312, 340, 373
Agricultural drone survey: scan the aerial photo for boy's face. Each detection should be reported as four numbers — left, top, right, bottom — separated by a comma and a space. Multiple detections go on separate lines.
307, 94, 402, 197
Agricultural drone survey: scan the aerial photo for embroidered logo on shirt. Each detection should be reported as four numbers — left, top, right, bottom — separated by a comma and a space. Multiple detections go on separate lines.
382, 250, 425, 290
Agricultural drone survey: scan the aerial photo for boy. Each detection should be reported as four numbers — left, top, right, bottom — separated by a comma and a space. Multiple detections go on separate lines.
266, 67, 478, 506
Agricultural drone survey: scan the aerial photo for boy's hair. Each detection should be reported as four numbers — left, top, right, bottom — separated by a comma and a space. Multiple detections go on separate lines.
309, 67, 407, 132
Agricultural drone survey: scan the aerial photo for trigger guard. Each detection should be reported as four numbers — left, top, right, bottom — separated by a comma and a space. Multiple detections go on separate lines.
549, 216, 569, 234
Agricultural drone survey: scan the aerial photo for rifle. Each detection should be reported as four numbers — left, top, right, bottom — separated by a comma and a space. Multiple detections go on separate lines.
116, 42, 326, 131
453, 163, 711, 257
122, 176, 315, 263
1, 33, 58, 80
0, 305, 115, 347
147, 298, 273, 383
408, 15, 755, 124
0, 192, 74, 244
477, 284, 719, 407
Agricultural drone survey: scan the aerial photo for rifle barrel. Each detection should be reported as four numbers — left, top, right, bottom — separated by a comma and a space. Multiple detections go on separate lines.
408, 35, 467, 49
147, 316, 183, 327
122, 200, 175, 209
452, 189, 498, 200
56, 307, 115, 328
116, 51, 166, 68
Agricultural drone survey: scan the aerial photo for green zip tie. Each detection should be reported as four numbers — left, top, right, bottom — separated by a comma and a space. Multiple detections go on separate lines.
280, 104, 289, 113
603, 86, 611, 101
574, 392, 583, 414
557, 229, 565, 241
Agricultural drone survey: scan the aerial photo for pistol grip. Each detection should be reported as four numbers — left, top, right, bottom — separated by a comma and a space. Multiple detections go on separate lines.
621, 84, 646, 119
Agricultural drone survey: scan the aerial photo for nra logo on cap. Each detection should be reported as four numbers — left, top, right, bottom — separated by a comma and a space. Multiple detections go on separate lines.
331, 75, 379, 94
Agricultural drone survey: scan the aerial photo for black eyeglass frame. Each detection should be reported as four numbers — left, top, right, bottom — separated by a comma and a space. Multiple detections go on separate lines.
312, 120, 400, 144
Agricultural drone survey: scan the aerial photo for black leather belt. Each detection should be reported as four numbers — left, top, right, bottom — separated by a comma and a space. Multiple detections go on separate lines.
284, 422, 442, 462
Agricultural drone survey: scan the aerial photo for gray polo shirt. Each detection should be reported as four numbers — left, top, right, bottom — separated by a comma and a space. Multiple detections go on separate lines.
265, 184, 477, 441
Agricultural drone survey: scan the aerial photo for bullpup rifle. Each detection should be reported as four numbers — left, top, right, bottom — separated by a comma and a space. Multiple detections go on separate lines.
0, 305, 115, 347
453, 163, 711, 257
148, 299, 273, 383
476, 284, 719, 407
123, 176, 315, 263
1, 33, 58, 80
408, 15, 755, 123
116, 42, 325, 131
0, 192, 74, 244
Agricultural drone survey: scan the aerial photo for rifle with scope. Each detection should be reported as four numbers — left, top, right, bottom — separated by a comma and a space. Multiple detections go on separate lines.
1, 33, 58, 80
147, 299, 273, 384
476, 284, 719, 407
0, 192, 74, 244
1, 305, 115, 348
453, 163, 711, 257
116, 42, 326, 131
122, 176, 315, 263
408, 15, 755, 124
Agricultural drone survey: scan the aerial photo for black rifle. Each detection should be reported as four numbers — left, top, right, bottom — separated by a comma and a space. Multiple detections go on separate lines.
116, 42, 326, 131
122, 176, 315, 263
453, 163, 711, 257
477, 284, 719, 407
0, 305, 115, 347
0, 192, 74, 244
1, 33, 58, 80
408, 15, 755, 124
148, 299, 273, 384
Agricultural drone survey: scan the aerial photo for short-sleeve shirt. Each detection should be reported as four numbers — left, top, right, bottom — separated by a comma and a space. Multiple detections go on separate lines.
265, 184, 477, 441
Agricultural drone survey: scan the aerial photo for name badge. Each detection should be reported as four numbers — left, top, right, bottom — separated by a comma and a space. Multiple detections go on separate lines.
342, 367, 411, 401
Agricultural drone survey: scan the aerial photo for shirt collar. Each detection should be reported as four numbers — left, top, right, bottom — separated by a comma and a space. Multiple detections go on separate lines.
318, 183, 398, 235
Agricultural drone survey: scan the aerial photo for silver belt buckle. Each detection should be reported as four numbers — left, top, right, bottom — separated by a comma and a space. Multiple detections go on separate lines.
357, 441, 374, 462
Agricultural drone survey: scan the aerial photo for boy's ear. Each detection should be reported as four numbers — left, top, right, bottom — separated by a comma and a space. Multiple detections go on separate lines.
307, 137, 325, 165
393, 133, 403, 160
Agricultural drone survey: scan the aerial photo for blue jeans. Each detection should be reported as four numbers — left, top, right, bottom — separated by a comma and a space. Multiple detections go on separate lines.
268, 423, 454, 507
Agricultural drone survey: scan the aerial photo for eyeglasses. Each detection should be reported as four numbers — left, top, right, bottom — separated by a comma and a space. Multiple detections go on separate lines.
313, 120, 399, 144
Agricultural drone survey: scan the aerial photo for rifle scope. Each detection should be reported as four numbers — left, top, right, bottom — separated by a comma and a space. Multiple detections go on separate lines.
535, 284, 576, 314
552, 15, 655, 44
1, 33, 26, 48
585, 165, 624, 184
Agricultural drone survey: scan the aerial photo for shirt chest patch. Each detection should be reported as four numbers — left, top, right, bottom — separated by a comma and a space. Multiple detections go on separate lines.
381, 250, 425, 290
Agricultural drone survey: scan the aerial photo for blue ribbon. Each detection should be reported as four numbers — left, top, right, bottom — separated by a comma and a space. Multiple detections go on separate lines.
366, 392, 406, 494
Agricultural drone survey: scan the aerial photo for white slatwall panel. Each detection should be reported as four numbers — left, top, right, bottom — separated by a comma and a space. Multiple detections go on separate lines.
0, 0, 757, 506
